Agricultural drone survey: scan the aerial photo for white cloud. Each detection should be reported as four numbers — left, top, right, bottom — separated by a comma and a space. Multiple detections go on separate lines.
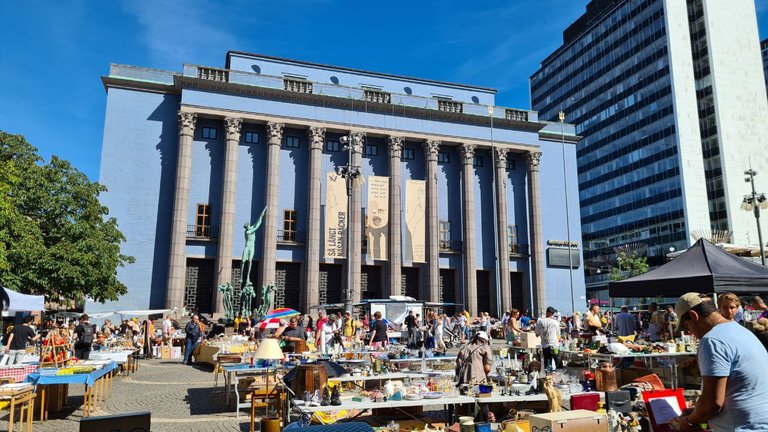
121, 0, 240, 69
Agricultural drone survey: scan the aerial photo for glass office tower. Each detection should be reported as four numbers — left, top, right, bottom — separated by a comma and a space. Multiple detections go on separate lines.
531, 0, 768, 295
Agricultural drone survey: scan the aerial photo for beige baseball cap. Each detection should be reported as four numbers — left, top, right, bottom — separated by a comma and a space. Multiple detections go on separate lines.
675, 292, 703, 330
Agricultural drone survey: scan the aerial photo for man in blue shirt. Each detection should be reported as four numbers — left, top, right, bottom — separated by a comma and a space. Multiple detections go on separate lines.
614, 306, 637, 337
671, 293, 768, 432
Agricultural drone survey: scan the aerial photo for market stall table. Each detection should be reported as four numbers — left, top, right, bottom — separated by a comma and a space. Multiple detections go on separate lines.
0, 365, 39, 384
292, 394, 474, 423
25, 361, 118, 420
0, 383, 35, 432
560, 349, 696, 389
89, 350, 134, 364
220, 364, 282, 417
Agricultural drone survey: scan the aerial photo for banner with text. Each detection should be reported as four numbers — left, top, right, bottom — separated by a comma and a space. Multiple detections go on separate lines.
404, 179, 426, 263
366, 176, 390, 260
324, 172, 348, 258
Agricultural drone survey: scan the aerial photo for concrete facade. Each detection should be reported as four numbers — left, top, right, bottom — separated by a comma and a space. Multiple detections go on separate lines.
93, 52, 586, 316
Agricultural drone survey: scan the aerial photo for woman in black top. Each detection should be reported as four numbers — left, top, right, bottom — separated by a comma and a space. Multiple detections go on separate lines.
368, 311, 389, 349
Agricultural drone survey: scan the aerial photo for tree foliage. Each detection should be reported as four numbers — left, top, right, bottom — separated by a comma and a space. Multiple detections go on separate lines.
609, 251, 650, 281
0, 131, 134, 304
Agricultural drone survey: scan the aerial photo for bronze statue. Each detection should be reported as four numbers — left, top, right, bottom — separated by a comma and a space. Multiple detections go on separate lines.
240, 206, 267, 286
217, 282, 234, 319
240, 282, 256, 316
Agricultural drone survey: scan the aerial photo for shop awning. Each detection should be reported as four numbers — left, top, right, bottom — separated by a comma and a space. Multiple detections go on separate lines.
1, 286, 45, 316
609, 238, 768, 298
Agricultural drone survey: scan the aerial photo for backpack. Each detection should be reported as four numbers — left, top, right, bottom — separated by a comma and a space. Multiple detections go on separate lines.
80, 324, 94, 345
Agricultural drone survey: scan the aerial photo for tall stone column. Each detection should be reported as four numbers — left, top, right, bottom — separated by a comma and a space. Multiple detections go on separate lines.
526, 151, 546, 315
348, 132, 365, 305
388, 136, 404, 296
258, 122, 284, 290
166, 111, 197, 309
303, 127, 325, 312
460, 144, 478, 315
494, 148, 512, 312
213, 117, 242, 314
423, 140, 440, 303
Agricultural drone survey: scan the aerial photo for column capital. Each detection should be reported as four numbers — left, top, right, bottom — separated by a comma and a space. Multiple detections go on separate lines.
178, 112, 197, 136
460, 143, 477, 164
349, 132, 366, 154
494, 147, 509, 166
423, 139, 440, 161
388, 136, 404, 158
266, 122, 284, 143
224, 117, 243, 141
307, 127, 326, 150
526, 151, 542, 172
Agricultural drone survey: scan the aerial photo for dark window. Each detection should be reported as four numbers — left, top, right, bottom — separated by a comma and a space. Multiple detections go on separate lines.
244, 131, 259, 144
202, 127, 217, 139
325, 140, 340, 152
437, 151, 450, 164
402, 148, 415, 160
283, 210, 297, 241
473, 156, 483, 167
506, 159, 516, 171
195, 204, 211, 237
365, 144, 379, 157
285, 136, 300, 149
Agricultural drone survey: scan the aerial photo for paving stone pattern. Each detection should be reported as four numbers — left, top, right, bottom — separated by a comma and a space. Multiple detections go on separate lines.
35, 359, 252, 432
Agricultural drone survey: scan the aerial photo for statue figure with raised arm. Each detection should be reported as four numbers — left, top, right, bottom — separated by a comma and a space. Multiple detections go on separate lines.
240, 206, 267, 287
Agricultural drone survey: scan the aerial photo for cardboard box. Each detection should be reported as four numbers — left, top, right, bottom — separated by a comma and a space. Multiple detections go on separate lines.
520, 332, 541, 349
171, 347, 182, 359
529, 410, 608, 432
161, 346, 172, 359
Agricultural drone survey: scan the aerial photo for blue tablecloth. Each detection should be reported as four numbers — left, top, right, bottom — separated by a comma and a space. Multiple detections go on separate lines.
25, 361, 118, 387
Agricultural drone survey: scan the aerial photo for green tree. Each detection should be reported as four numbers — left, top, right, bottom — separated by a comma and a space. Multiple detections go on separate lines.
0, 131, 134, 305
609, 251, 650, 281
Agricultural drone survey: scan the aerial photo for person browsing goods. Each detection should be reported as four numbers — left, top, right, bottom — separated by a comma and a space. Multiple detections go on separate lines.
183, 315, 202, 365
73, 314, 94, 360
670, 292, 768, 432
535, 307, 562, 370
3, 317, 40, 365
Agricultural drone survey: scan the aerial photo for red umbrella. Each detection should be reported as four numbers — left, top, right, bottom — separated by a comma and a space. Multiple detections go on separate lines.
258, 317, 282, 331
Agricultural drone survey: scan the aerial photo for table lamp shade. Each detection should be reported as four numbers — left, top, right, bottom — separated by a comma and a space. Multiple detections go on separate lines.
253, 338, 284, 360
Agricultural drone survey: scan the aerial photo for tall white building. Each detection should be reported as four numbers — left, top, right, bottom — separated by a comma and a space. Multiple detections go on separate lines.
531, 0, 768, 296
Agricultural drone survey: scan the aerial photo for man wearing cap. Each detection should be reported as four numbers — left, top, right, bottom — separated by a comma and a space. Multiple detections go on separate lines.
455, 331, 493, 388
670, 293, 768, 432
535, 307, 562, 370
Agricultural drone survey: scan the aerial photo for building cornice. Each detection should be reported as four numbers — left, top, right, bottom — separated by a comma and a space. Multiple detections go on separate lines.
179, 104, 540, 153
101, 76, 178, 95
538, 131, 582, 145
175, 75, 545, 134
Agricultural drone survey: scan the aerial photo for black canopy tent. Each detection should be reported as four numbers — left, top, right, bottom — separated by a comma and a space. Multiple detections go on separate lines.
609, 238, 768, 298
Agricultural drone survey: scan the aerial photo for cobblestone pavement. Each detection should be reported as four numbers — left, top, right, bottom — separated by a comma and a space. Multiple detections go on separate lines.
34, 359, 253, 432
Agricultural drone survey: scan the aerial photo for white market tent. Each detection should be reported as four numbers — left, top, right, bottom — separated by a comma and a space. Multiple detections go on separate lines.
0, 286, 45, 316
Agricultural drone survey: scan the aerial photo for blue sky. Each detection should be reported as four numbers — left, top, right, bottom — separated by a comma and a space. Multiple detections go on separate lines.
2, 0, 768, 181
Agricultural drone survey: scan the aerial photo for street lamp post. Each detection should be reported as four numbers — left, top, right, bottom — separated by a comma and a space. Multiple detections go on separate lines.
742, 169, 767, 266
338, 135, 362, 312
559, 112, 575, 314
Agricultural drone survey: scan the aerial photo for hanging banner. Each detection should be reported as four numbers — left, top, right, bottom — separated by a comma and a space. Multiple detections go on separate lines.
366, 176, 390, 260
324, 172, 347, 258
405, 179, 426, 263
